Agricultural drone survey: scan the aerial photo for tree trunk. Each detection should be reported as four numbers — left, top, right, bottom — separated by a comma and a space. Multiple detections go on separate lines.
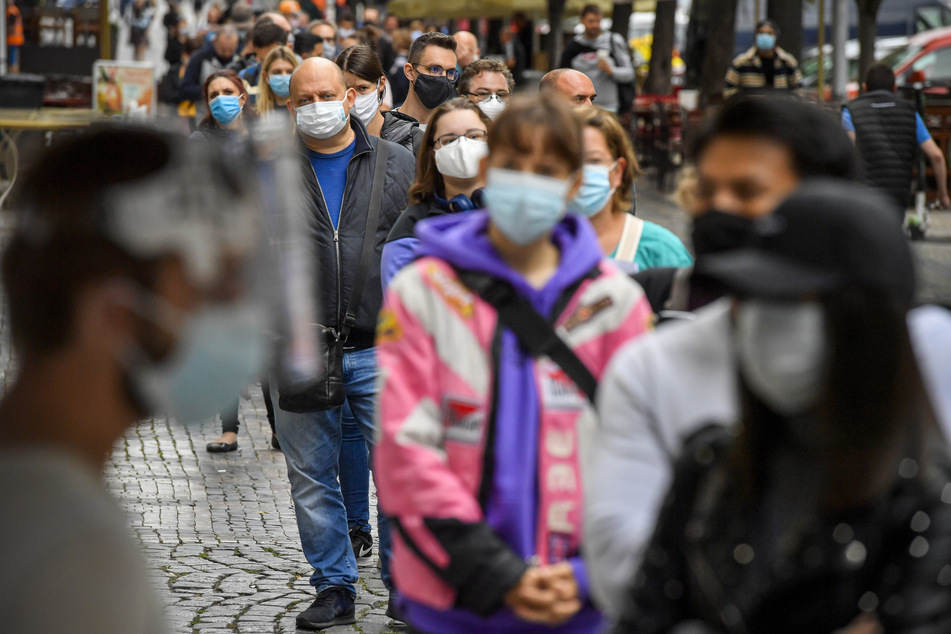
548, 0, 567, 69
767, 0, 804, 61
856, 0, 884, 91
699, 0, 738, 105
612, 0, 633, 38
643, 0, 677, 94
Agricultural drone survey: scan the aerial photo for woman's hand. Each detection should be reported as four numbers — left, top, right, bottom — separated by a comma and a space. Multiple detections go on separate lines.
504, 563, 582, 625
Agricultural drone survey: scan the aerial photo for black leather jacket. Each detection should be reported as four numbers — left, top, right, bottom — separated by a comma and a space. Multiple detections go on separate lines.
298, 117, 415, 348
615, 425, 951, 634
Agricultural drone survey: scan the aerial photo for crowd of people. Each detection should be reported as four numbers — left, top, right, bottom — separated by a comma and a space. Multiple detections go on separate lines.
3, 3, 951, 634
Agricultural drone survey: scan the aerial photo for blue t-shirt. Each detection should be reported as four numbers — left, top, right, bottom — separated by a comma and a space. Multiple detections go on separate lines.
841, 107, 931, 145
307, 141, 356, 230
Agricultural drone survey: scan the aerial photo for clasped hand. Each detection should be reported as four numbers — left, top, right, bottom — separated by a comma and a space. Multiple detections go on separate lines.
504, 562, 582, 625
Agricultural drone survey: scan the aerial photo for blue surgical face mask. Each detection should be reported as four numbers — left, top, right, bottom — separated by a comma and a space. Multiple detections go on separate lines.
756, 32, 776, 51
570, 162, 617, 217
483, 167, 572, 245
209, 94, 243, 125
125, 293, 268, 424
268, 74, 291, 99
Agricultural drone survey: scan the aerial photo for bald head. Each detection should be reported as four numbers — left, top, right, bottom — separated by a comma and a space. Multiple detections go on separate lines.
260, 11, 292, 32
290, 56, 347, 97
453, 31, 480, 68
540, 68, 596, 107
214, 25, 239, 59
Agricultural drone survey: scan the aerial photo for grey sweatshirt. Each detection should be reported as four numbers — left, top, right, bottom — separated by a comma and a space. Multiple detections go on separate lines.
566, 31, 635, 113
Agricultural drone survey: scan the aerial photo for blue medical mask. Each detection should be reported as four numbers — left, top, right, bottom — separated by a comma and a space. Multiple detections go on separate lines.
209, 94, 243, 125
322, 43, 337, 60
484, 168, 571, 245
570, 162, 617, 217
756, 33, 776, 51
125, 294, 268, 423
268, 74, 291, 99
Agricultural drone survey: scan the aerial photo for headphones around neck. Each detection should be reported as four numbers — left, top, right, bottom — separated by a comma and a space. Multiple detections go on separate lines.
433, 188, 485, 213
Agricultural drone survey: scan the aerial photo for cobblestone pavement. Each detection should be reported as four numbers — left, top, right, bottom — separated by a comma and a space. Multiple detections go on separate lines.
32, 177, 946, 634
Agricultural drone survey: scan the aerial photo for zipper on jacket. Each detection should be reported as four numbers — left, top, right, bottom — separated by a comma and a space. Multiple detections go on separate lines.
308, 162, 343, 330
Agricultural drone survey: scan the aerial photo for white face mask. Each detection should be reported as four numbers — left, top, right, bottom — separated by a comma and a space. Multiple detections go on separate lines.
295, 99, 350, 139
352, 82, 382, 125
735, 299, 827, 416
124, 291, 268, 424
434, 136, 488, 179
476, 94, 507, 120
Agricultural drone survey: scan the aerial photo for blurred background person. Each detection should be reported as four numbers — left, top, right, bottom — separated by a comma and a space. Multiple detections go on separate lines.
257, 46, 299, 119
376, 93, 653, 633
308, 19, 338, 59
452, 30, 480, 72
570, 106, 692, 271
540, 69, 597, 108
613, 180, 951, 633
294, 32, 324, 60
238, 19, 290, 107
388, 28, 412, 107
724, 19, 801, 99
499, 26, 526, 87
382, 98, 491, 286
457, 59, 513, 121
181, 25, 241, 123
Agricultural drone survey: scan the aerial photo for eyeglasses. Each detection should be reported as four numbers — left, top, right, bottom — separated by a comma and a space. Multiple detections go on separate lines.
465, 90, 511, 102
414, 64, 459, 83
434, 128, 487, 148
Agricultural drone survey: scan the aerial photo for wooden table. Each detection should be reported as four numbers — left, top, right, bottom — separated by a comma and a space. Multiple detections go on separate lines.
0, 108, 108, 208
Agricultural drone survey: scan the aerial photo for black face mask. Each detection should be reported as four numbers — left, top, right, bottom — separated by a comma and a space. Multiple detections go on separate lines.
414, 73, 454, 110
691, 210, 756, 258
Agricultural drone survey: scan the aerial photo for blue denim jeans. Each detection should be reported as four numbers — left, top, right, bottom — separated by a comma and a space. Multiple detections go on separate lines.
340, 402, 370, 533
272, 347, 392, 596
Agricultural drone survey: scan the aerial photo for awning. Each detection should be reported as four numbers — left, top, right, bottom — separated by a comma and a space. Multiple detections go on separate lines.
388, 0, 615, 20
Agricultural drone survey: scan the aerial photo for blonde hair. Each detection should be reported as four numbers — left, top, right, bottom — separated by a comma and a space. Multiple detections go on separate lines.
257, 46, 299, 116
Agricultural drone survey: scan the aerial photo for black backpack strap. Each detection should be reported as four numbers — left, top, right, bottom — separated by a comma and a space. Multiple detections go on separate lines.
453, 268, 598, 404
340, 139, 389, 342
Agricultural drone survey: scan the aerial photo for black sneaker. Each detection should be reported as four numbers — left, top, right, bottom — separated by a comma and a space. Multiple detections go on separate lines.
350, 527, 373, 559
296, 587, 356, 630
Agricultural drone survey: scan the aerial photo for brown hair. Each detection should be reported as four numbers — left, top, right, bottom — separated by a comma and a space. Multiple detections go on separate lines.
573, 106, 641, 214
408, 31, 456, 65
457, 59, 515, 96
199, 69, 252, 128
409, 98, 492, 204
487, 93, 583, 173
336, 43, 386, 84
257, 46, 299, 116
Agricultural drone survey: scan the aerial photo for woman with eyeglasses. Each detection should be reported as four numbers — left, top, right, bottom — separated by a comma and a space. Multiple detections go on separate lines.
381, 97, 491, 289
336, 44, 388, 138
570, 106, 693, 272
457, 59, 515, 121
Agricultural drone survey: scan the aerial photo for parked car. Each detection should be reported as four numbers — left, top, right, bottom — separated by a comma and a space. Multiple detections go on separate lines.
883, 25, 951, 93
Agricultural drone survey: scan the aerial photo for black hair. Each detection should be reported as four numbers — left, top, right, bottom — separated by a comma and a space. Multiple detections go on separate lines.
336, 43, 385, 82
756, 18, 780, 36
408, 31, 456, 65
251, 21, 288, 48
293, 32, 322, 56
865, 62, 897, 92
689, 95, 858, 181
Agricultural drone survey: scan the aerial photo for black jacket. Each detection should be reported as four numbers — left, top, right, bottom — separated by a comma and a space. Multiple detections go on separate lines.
847, 90, 919, 211
299, 117, 415, 347
616, 425, 951, 634
381, 109, 424, 157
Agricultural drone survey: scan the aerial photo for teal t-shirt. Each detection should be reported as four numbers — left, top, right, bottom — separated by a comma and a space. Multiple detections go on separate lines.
610, 217, 693, 270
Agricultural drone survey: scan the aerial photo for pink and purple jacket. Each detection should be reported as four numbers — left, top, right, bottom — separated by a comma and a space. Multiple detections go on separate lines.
375, 211, 653, 633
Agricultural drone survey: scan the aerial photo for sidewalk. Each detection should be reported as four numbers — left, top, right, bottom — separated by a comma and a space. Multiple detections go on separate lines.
105, 391, 398, 634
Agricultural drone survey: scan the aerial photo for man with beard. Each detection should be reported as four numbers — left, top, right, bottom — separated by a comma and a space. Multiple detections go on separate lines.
581, 95, 859, 619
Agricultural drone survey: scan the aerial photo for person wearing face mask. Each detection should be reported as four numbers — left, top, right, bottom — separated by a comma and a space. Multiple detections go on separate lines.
236, 20, 290, 107
381, 98, 491, 288
257, 46, 299, 118
308, 19, 337, 59
277, 56, 415, 631
381, 31, 458, 156
374, 93, 653, 633
724, 19, 802, 99
181, 25, 242, 123
569, 106, 692, 271
581, 95, 862, 621
457, 59, 514, 121
613, 179, 951, 634
189, 70, 254, 159
336, 44, 389, 138
0, 128, 267, 633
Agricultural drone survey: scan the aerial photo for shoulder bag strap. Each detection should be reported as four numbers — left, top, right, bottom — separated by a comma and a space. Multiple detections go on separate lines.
339, 139, 389, 342
454, 268, 598, 404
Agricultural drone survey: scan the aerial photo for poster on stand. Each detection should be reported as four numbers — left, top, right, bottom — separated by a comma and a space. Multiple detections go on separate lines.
93, 60, 156, 119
